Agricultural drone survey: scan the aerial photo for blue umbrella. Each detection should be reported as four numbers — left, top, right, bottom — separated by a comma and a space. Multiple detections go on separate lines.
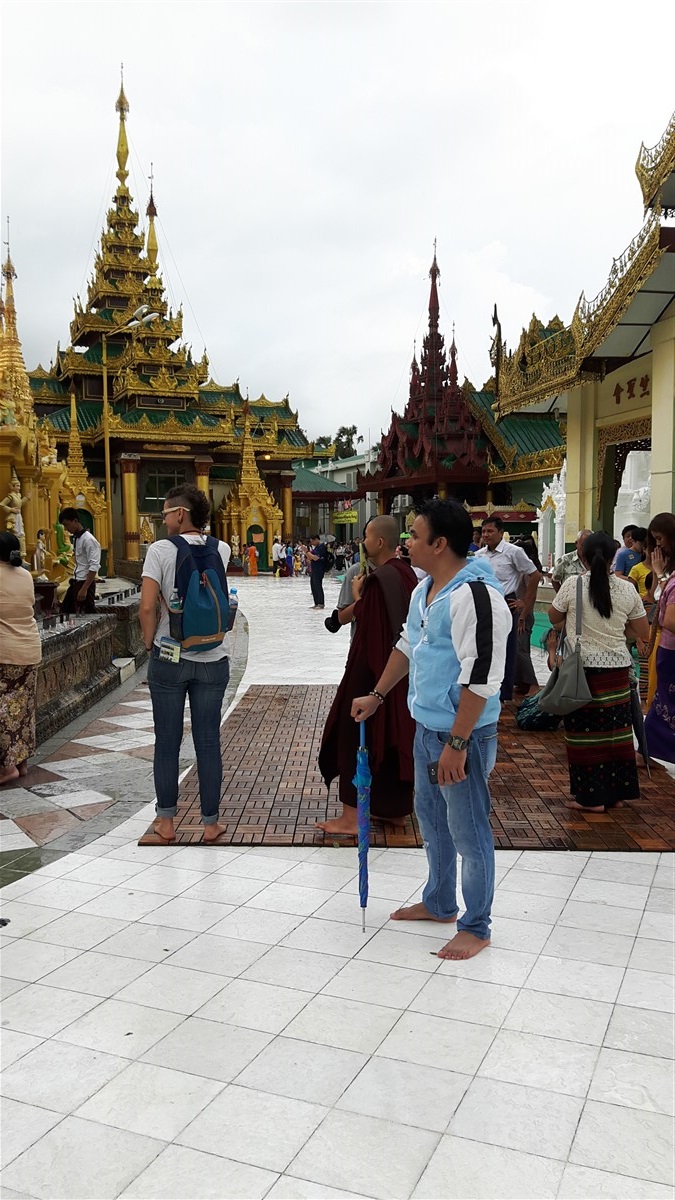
353, 720, 371, 932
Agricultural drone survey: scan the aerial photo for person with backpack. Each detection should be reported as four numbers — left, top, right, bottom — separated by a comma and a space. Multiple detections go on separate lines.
139, 484, 232, 845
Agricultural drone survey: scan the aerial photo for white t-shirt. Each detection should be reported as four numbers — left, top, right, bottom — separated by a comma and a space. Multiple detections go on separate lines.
552, 573, 645, 668
142, 534, 232, 662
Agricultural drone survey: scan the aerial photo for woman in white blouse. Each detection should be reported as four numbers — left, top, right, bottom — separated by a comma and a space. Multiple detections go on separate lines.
549, 531, 649, 812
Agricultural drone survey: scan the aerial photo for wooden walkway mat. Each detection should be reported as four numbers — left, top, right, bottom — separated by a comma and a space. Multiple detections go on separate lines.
140, 685, 675, 851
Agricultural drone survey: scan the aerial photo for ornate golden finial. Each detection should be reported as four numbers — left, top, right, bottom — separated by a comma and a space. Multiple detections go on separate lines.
146, 163, 158, 272
115, 68, 130, 191
67, 392, 87, 480
2, 218, 17, 340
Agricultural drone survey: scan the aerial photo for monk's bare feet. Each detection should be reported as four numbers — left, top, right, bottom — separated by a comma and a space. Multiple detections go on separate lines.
390, 902, 457, 923
316, 811, 358, 836
437, 931, 490, 959
567, 800, 605, 813
203, 822, 227, 844
17, 761, 28, 777
0, 766, 20, 787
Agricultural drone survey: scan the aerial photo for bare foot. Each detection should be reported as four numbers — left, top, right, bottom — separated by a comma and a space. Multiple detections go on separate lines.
567, 800, 605, 813
153, 817, 176, 842
437, 931, 490, 959
202, 822, 228, 844
390, 902, 457, 923
316, 811, 358, 836
372, 814, 408, 829
17, 761, 28, 777
0, 766, 20, 787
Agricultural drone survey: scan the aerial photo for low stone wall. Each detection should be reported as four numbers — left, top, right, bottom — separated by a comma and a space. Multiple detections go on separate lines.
36, 614, 119, 745
116, 560, 143, 584
95, 595, 147, 666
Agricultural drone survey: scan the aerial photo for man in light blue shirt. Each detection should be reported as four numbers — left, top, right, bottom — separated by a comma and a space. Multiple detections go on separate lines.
352, 499, 511, 962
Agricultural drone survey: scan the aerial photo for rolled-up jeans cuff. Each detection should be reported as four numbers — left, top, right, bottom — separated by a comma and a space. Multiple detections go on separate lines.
202, 815, 219, 826
155, 805, 178, 819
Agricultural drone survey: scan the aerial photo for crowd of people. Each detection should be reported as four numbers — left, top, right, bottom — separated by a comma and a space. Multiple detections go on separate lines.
1, 486, 674, 956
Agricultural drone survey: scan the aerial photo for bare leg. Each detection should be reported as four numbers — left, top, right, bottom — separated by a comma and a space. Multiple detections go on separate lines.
0, 765, 20, 787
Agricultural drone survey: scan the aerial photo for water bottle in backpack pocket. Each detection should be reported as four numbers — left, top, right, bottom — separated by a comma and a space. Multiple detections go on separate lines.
167, 535, 229, 652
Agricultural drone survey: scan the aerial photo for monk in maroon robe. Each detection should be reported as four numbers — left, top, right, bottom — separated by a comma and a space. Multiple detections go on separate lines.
317, 516, 417, 835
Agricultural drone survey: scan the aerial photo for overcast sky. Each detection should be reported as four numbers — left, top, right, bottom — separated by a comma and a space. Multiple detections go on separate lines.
2, 1, 674, 442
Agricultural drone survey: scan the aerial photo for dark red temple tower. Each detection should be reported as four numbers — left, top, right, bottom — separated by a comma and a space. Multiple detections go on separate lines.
359, 252, 489, 512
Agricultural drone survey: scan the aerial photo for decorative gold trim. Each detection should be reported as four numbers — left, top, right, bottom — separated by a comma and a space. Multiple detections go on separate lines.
596, 417, 651, 517
635, 113, 675, 210
493, 209, 665, 415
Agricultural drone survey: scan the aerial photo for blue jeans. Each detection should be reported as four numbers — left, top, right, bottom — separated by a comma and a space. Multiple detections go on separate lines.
413, 721, 498, 940
147, 651, 229, 825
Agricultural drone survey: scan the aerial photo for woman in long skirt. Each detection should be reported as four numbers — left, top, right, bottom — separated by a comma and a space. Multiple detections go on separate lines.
0, 533, 42, 785
549, 531, 649, 812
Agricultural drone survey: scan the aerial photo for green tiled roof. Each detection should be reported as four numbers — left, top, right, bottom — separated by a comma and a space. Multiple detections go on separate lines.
470, 390, 564, 457
210, 465, 238, 480
47, 402, 101, 433
292, 465, 350, 494
29, 376, 67, 396
79, 342, 125, 366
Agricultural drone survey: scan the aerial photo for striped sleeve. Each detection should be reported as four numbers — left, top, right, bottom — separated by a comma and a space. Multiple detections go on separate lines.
449, 581, 511, 698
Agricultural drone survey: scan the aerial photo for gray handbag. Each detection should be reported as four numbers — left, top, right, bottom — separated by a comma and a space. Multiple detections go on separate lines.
538, 576, 592, 715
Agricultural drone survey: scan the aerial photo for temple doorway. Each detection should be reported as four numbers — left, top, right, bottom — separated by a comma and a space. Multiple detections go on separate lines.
247, 524, 267, 570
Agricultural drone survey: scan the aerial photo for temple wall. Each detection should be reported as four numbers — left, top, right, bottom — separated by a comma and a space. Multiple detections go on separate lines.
36, 614, 118, 744
651, 306, 675, 513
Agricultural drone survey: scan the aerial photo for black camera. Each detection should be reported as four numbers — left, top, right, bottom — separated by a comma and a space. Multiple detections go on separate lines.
324, 609, 342, 634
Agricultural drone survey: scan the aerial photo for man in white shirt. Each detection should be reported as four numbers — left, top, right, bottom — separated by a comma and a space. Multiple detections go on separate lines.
272, 536, 283, 577
59, 508, 101, 614
476, 517, 542, 701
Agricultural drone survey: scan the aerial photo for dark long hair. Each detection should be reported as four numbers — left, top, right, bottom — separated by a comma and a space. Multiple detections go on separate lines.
0, 531, 23, 566
582, 531, 614, 618
516, 536, 543, 573
647, 512, 675, 574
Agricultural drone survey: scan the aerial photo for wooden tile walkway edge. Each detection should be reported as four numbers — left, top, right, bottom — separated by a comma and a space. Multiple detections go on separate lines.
139, 685, 675, 851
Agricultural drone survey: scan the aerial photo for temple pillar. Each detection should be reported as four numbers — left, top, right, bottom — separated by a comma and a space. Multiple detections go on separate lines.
377, 494, 386, 516
437, 483, 447, 500
120, 454, 141, 562
280, 471, 294, 539
566, 384, 597, 538
650, 313, 675, 514
194, 457, 213, 527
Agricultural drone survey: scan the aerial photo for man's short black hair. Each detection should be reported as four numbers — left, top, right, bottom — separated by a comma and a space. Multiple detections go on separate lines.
482, 516, 503, 531
165, 484, 210, 529
416, 498, 473, 558
622, 524, 639, 537
59, 507, 79, 523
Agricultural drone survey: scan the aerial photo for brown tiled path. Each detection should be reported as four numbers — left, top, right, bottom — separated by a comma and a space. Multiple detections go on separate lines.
140, 685, 675, 851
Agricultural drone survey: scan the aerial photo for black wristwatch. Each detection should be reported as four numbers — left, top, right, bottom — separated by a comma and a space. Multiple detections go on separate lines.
447, 733, 468, 752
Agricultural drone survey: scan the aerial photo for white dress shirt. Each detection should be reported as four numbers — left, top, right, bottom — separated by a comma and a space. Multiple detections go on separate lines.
475, 539, 537, 595
72, 529, 101, 581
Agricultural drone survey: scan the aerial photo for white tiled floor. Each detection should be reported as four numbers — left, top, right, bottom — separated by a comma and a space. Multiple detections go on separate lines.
1, 576, 673, 1199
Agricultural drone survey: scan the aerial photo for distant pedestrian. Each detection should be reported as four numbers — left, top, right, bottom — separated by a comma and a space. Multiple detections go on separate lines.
476, 517, 541, 700
307, 535, 327, 609
58, 508, 101, 614
0, 532, 42, 786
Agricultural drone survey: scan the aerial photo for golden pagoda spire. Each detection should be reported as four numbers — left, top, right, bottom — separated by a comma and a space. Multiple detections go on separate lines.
66, 392, 87, 482
146, 163, 159, 274
0, 229, 35, 428
115, 64, 130, 193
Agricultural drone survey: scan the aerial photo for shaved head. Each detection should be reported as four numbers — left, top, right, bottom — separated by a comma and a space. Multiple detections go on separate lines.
366, 515, 400, 551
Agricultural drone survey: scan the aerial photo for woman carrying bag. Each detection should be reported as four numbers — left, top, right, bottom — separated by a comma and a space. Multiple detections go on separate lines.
548, 531, 648, 812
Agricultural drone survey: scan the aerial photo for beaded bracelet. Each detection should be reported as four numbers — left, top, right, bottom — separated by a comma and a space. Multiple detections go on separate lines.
369, 690, 385, 705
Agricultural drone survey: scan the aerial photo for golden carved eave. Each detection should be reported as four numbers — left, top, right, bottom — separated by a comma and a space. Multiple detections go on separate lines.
494, 208, 666, 415
635, 113, 675, 210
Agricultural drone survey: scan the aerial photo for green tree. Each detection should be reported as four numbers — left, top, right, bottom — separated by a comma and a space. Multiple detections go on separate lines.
314, 434, 333, 449
334, 425, 363, 459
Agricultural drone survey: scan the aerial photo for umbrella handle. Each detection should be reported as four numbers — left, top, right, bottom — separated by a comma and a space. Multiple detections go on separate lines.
359, 720, 366, 749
